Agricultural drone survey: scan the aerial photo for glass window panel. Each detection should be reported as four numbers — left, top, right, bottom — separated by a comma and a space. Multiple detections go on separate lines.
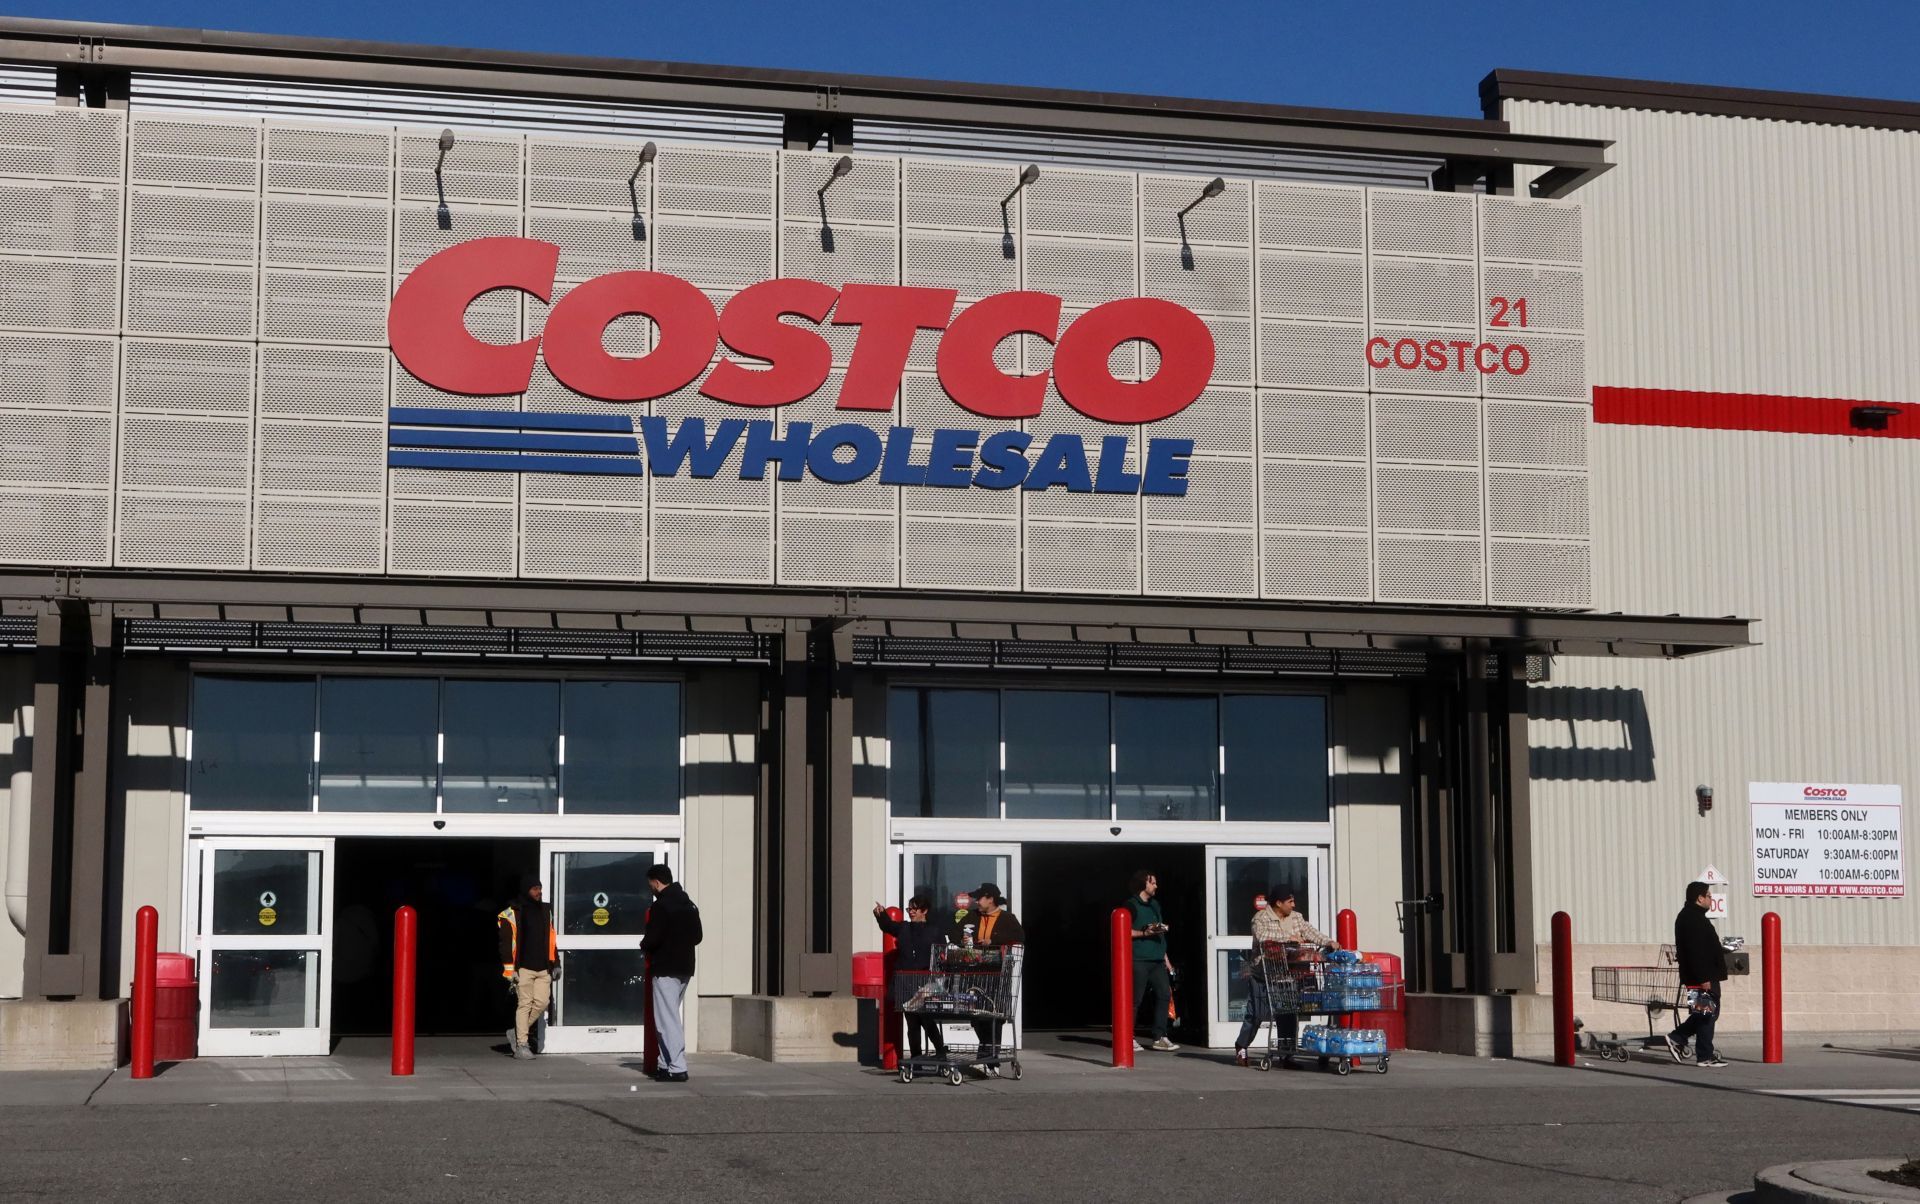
1222, 695, 1330, 822
887, 689, 924, 817
190, 676, 314, 812
554, 850, 653, 937
1217, 948, 1254, 1023
909, 853, 1011, 925
555, 949, 648, 1027
318, 677, 438, 813
1003, 690, 1108, 820
211, 849, 317, 935
1114, 694, 1217, 821
891, 689, 999, 819
1215, 855, 1311, 937
209, 950, 318, 1029
562, 681, 680, 815
443, 680, 560, 814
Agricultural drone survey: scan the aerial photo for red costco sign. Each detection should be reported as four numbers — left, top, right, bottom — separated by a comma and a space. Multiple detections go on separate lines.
388, 237, 1216, 424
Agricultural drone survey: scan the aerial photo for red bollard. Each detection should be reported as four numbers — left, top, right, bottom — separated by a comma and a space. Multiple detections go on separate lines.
1551, 911, 1575, 1067
880, 906, 902, 1072
1762, 911, 1783, 1064
1110, 908, 1134, 1068
392, 905, 416, 1076
130, 906, 157, 1080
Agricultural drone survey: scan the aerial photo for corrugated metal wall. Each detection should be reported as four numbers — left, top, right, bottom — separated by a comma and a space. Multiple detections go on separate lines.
1504, 99, 1920, 946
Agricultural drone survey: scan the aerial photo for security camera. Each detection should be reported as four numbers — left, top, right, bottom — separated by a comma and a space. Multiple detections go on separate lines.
1696, 785, 1714, 816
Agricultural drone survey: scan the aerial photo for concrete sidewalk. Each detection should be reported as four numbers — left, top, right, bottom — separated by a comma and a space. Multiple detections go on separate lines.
8, 1031, 1917, 1111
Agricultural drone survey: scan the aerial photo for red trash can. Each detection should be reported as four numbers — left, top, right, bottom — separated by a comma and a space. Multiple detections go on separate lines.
1351, 952, 1406, 1051
153, 953, 198, 1062
851, 951, 885, 1000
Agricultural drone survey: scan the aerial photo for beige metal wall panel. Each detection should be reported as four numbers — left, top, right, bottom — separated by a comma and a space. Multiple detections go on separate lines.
0, 654, 27, 999
0, 104, 1590, 607
1506, 95, 1920, 949
1331, 683, 1410, 952
683, 669, 761, 1000
113, 660, 191, 995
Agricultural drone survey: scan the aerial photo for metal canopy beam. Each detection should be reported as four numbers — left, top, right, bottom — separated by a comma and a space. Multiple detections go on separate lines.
0, 17, 1612, 186
0, 571, 1753, 659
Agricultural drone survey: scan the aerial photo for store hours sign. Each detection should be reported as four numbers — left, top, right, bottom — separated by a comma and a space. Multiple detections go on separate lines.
1750, 782, 1905, 897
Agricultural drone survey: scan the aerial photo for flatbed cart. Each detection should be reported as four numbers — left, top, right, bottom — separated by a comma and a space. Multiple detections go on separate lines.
1300, 953, 1402, 1075
890, 945, 1024, 1086
1244, 945, 1401, 1075
1587, 945, 1682, 1062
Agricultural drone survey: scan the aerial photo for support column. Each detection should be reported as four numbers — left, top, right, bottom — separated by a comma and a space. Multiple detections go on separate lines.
764, 619, 856, 996
21, 604, 115, 1000
1491, 652, 1537, 991
1464, 641, 1497, 995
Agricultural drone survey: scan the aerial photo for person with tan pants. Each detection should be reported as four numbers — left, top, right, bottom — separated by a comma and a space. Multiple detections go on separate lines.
497, 875, 558, 1060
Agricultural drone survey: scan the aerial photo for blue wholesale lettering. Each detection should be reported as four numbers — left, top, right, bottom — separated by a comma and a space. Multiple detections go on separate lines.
389, 410, 1194, 496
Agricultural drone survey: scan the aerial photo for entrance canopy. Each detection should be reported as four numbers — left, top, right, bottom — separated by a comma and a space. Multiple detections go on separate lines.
0, 570, 1754, 661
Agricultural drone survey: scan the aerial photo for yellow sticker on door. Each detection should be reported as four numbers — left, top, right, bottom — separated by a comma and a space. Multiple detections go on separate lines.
592, 907, 610, 927
259, 907, 277, 927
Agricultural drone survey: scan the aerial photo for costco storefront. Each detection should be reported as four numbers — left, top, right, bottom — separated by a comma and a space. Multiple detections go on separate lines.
0, 19, 1755, 1064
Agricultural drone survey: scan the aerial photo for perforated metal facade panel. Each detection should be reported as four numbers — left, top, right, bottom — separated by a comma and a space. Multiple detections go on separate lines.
0, 104, 1588, 606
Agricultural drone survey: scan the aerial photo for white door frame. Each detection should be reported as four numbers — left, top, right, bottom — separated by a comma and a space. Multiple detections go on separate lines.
193, 836, 335, 1058
539, 838, 675, 1054
896, 841, 1024, 1050
1202, 844, 1329, 1050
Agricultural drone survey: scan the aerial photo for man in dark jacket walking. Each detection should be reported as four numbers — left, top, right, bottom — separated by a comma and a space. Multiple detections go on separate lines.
497, 875, 557, 1060
641, 865, 702, 1082
874, 896, 952, 1059
1665, 881, 1729, 1068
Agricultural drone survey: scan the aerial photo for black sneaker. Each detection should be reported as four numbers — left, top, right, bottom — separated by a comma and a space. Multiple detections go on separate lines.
1696, 1057, 1727, 1068
1662, 1035, 1684, 1063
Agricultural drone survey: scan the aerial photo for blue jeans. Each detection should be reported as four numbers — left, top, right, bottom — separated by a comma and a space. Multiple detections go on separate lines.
1669, 982, 1720, 1062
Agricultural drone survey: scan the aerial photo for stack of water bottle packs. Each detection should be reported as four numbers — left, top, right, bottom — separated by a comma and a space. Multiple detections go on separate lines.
1300, 1025, 1390, 1057
1301, 950, 1385, 1010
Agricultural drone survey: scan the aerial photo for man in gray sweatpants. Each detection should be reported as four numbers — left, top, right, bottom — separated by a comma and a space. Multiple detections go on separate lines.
640, 864, 702, 1082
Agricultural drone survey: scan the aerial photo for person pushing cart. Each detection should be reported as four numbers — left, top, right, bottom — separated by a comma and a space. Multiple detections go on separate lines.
1233, 885, 1335, 1068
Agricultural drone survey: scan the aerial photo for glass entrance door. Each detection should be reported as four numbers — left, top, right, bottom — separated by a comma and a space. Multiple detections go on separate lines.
896, 842, 1023, 1048
539, 839, 673, 1053
1203, 845, 1328, 1049
194, 838, 335, 1057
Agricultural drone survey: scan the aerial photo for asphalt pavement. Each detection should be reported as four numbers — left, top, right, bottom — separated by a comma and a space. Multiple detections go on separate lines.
4, 1034, 1919, 1202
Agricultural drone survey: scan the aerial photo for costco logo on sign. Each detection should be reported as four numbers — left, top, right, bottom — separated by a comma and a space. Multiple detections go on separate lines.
386, 238, 1210, 495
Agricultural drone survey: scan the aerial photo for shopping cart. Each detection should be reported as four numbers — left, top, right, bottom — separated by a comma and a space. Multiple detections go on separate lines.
1586, 945, 1682, 1061
890, 945, 1025, 1086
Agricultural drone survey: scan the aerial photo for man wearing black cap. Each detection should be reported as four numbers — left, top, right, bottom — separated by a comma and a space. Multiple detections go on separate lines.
642, 864, 702, 1082
1664, 881, 1729, 1068
968, 883, 1022, 1058
497, 874, 556, 1060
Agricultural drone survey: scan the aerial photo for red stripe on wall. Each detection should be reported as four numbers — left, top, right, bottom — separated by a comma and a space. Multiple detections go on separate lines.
1593, 387, 1920, 439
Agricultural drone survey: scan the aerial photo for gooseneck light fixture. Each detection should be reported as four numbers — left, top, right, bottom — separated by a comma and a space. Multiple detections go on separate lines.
433, 128, 455, 229
1177, 177, 1227, 269
630, 141, 657, 241
1001, 163, 1040, 258
816, 154, 853, 252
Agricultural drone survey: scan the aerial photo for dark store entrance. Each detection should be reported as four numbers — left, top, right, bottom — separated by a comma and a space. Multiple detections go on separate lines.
1019, 843, 1207, 1043
331, 837, 538, 1037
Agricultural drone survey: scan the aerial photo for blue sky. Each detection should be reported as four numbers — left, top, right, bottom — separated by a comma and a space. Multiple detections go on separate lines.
17, 0, 1920, 117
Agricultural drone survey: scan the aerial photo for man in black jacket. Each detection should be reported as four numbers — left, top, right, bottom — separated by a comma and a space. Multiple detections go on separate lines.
1665, 881, 1729, 1068
641, 864, 702, 1082
873, 896, 952, 1059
